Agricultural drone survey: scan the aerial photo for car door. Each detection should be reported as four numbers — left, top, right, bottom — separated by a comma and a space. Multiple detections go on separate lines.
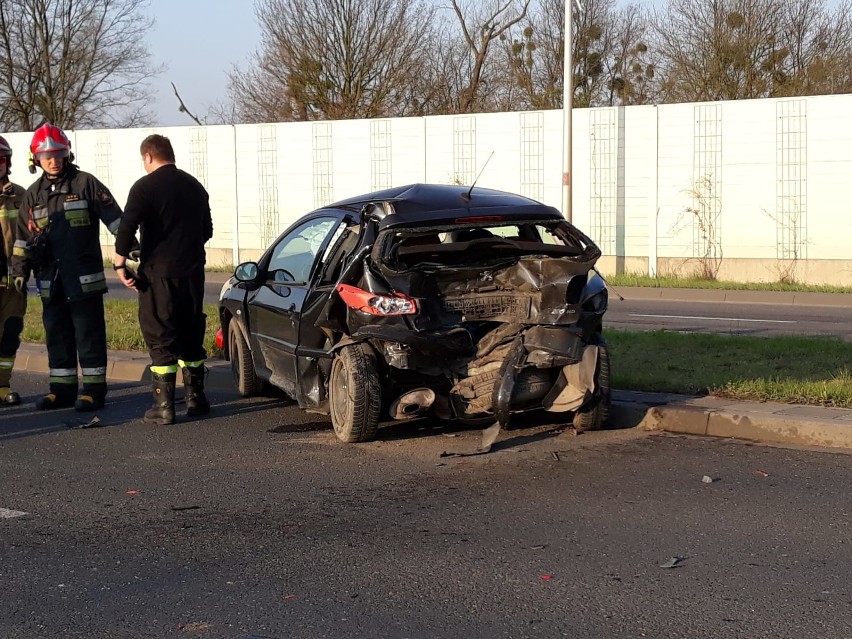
247, 215, 342, 398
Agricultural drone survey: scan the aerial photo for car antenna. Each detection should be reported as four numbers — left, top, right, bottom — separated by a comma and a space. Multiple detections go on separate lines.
594, 266, 625, 301
461, 151, 495, 202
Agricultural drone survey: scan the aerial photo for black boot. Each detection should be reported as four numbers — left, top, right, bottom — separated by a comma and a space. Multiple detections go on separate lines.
36, 385, 77, 410
75, 381, 107, 412
143, 371, 176, 425
182, 365, 210, 417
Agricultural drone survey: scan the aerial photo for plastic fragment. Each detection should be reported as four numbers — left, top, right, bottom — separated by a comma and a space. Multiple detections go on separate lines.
755, 470, 769, 477
660, 556, 686, 569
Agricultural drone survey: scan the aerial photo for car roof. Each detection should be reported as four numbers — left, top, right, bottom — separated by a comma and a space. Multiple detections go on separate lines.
326, 183, 564, 229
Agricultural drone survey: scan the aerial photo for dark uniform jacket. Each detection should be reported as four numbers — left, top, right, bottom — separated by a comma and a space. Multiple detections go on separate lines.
115, 164, 213, 277
0, 179, 25, 287
11, 165, 123, 301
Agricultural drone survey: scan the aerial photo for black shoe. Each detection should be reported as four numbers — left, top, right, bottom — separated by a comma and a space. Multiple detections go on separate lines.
74, 395, 105, 412
36, 393, 75, 410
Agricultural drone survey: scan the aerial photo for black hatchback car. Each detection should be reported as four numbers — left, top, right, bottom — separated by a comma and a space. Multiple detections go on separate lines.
218, 183, 610, 442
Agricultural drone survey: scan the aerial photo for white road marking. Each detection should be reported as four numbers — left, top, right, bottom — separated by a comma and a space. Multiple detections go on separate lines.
629, 313, 796, 324
0, 507, 29, 519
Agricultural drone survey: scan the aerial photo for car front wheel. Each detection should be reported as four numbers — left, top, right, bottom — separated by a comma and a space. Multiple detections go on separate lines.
329, 343, 382, 443
229, 320, 263, 397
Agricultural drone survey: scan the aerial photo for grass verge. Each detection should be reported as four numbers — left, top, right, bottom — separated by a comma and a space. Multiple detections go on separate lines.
607, 329, 852, 407
606, 273, 852, 294
22, 299, 222, 356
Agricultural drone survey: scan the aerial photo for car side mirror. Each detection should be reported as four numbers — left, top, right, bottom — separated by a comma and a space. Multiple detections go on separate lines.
234, 261, 259, 282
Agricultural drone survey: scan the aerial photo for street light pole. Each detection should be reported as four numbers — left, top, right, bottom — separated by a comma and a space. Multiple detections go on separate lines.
562, 0, 574, 223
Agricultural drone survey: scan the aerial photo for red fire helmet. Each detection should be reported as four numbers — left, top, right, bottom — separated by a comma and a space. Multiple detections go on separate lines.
30, 124, 71, 159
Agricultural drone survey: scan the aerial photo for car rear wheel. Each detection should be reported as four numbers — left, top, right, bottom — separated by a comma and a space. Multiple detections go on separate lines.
572, 335, 611, 432
329, 343, 381, 443
229, 321, 263, 397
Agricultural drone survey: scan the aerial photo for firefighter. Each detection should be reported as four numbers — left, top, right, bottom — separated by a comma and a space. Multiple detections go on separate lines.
114, 134, 213, 425
11, 124, 129, 411
0, 136, 27, 406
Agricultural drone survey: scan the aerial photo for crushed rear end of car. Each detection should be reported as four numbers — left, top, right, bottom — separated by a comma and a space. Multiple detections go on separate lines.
319, 196, 610, 434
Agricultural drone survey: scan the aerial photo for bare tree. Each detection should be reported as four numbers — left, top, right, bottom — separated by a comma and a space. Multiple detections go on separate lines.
447, 0, 532, 113
505, 0, 565, 109
228, 0, 436, 123
776, 0, 852, 95
605, 4, 658, 106
504, 0, 655, 109
0, 0, 160, 130
653, 0, 789, 102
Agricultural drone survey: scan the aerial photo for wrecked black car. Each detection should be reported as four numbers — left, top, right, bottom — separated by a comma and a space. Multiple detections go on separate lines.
218, 183, 610, 442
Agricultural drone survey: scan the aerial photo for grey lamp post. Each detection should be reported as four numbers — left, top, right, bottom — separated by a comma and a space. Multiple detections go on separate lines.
562, 0, 582, 223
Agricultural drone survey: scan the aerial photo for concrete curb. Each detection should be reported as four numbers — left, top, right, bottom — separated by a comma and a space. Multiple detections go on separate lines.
15, 344, 235, 390
613, 391, 852, 451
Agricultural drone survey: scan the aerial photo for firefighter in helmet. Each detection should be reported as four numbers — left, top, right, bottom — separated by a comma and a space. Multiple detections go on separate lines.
11, 124, 134, 411
0, 136, 27, 405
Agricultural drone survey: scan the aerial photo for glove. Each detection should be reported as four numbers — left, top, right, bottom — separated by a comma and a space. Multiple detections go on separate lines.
128, 249, 141, 262
13, 276, 24, 293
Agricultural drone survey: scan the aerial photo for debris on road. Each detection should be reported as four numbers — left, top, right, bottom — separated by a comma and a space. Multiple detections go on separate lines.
177, 621, 212, 632
64, 416, 103, 429
126, 490, 140, 495
755, 470, 770, 477
659, 556, 686, 569
0, 507, 28, 519
440, 423, 502, 457
702, 475, 715, 483
552, 452, 560, 461
540, 574, 554, 581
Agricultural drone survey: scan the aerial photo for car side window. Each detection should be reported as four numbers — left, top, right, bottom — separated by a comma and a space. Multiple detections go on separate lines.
268, 217, 339, 284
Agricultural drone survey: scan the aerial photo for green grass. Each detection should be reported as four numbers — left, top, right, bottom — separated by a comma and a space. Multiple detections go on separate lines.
607, 329, 852, 407
605, 272, 852, 294
23, 299, 221, 356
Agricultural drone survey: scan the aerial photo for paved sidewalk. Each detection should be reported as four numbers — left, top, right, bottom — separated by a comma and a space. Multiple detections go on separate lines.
13, 342, 852, 452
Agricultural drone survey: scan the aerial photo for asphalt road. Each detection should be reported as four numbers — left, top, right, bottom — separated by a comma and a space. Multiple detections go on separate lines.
1, 372, 850, 639
606, 295, 852, 339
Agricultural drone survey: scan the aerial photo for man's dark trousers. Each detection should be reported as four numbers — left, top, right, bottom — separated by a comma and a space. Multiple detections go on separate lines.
43, 279, 108, 403
138, 270, 207, 366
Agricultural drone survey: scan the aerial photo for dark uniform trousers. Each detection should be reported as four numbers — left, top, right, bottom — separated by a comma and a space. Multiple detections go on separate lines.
44, 277, 108, 401
138, 270, 206, 366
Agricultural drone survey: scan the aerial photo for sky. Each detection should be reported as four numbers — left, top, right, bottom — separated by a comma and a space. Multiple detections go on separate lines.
146, 0, 260, 126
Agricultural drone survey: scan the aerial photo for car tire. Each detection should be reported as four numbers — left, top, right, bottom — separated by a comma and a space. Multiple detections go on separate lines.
329, 343, 381, 443
229, 321, 263, 397
572, 335, 611, 432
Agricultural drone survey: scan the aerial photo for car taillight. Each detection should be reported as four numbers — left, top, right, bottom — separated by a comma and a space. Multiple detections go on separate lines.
215, 327, 224, 350
337, 284, 417, 316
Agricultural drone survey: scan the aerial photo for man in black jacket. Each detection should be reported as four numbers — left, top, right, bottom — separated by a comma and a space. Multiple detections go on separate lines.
12, 124, 128, 411
114, 134, 213, 425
